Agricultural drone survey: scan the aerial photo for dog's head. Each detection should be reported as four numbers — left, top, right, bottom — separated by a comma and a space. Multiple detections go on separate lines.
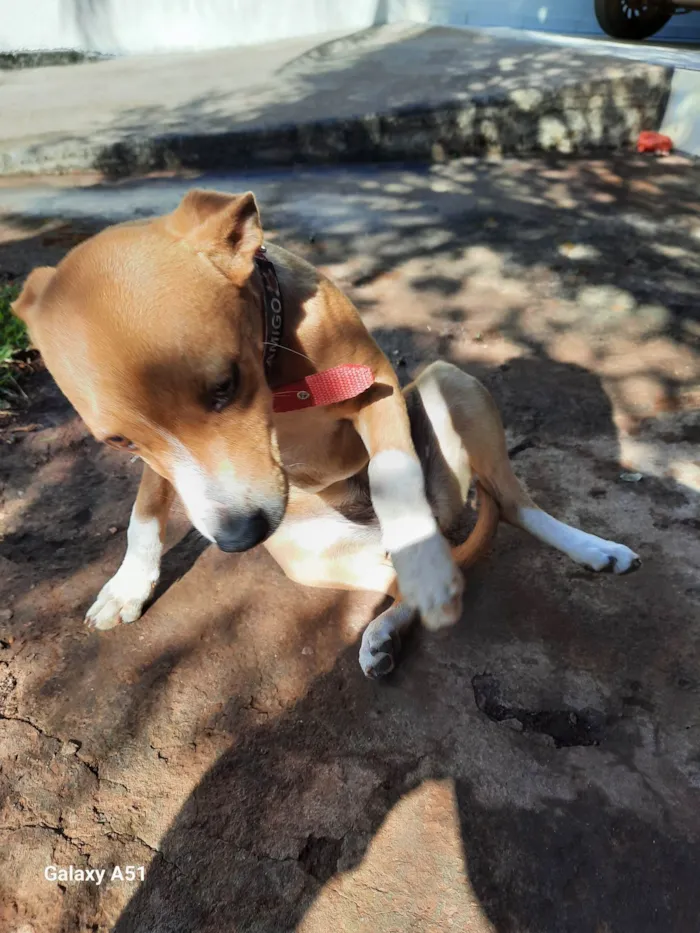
12, 189, 288, 551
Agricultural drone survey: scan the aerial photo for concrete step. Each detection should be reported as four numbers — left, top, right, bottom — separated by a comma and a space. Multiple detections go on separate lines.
0, 25, 673, 178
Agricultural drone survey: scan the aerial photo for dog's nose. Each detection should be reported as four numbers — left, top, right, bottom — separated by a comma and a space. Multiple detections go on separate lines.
214, 509, 271, 553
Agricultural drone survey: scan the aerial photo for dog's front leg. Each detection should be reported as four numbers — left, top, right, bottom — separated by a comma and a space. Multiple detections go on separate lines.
86, 465, 174, 630
353, 375, 464, 631
359, 602, 416, 678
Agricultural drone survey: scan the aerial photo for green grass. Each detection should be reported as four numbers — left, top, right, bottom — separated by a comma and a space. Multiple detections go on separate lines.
0, 282, 28, 390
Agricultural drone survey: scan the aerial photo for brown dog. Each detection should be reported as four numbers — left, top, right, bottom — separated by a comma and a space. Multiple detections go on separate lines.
13, 189, 640, 677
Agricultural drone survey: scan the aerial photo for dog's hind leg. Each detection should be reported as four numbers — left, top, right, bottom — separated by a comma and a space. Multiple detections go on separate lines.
360, 360, 640, 679
414, 361, 641, 575
86, 465, 174, 630
264, 483, 397, 594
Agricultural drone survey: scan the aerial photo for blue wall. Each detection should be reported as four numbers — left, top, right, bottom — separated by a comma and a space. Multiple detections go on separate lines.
425, 0, 700, 41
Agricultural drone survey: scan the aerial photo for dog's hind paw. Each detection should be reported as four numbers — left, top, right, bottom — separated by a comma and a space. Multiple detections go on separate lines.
558, 531, 642, 575
578, 540, 642, 575
516, 509, 642, 577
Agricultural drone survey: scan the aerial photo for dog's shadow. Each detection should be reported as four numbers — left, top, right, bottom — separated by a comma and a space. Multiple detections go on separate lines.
152, 529, 210, 602
109, 356, 700, 933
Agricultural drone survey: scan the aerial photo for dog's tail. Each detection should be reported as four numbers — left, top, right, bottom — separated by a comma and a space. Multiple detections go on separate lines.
450, 481, 500, 570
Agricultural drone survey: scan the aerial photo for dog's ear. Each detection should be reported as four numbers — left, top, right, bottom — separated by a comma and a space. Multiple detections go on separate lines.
167, 189, 263, 286
11, 266, 56, 321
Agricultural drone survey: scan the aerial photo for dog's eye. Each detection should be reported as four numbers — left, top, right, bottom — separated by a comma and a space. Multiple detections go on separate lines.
105, 435, 138, 452
210, 365, 240, 413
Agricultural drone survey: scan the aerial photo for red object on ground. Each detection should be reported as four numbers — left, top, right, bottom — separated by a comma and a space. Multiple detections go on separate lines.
272, 364, 375, 413
637, 131, 673, 154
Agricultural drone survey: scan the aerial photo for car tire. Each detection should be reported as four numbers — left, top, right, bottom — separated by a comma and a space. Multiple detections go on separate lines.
594, 0, 673, 40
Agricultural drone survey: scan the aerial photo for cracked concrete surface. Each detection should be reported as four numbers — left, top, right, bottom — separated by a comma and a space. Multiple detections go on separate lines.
0, 156, 699, 932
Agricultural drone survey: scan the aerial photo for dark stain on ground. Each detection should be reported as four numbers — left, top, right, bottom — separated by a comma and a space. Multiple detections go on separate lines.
472, 673, 606, 748
297, 835, 344, 884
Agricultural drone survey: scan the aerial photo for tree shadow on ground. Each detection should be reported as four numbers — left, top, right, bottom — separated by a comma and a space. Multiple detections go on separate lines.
0, 149, 698, 931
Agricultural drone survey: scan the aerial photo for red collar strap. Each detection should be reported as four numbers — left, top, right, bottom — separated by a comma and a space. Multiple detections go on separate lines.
254, 246, 374, 414
271, 364, 375, 413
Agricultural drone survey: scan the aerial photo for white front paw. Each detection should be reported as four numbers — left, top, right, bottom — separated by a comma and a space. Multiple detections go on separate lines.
391, 532, 464, 631
86, 563, 157, 631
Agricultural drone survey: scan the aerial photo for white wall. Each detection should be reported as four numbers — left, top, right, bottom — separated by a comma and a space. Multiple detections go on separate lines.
0, 0, 699, 54
0, 0, 380, 54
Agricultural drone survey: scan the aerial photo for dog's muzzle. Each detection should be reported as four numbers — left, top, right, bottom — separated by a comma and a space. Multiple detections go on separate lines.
213, 508, 279, 553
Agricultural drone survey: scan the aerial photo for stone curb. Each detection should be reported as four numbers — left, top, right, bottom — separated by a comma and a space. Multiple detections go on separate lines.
0, 63, 672, 178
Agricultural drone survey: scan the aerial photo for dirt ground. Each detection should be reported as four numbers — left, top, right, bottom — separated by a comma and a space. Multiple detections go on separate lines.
0, 156, 699, 933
